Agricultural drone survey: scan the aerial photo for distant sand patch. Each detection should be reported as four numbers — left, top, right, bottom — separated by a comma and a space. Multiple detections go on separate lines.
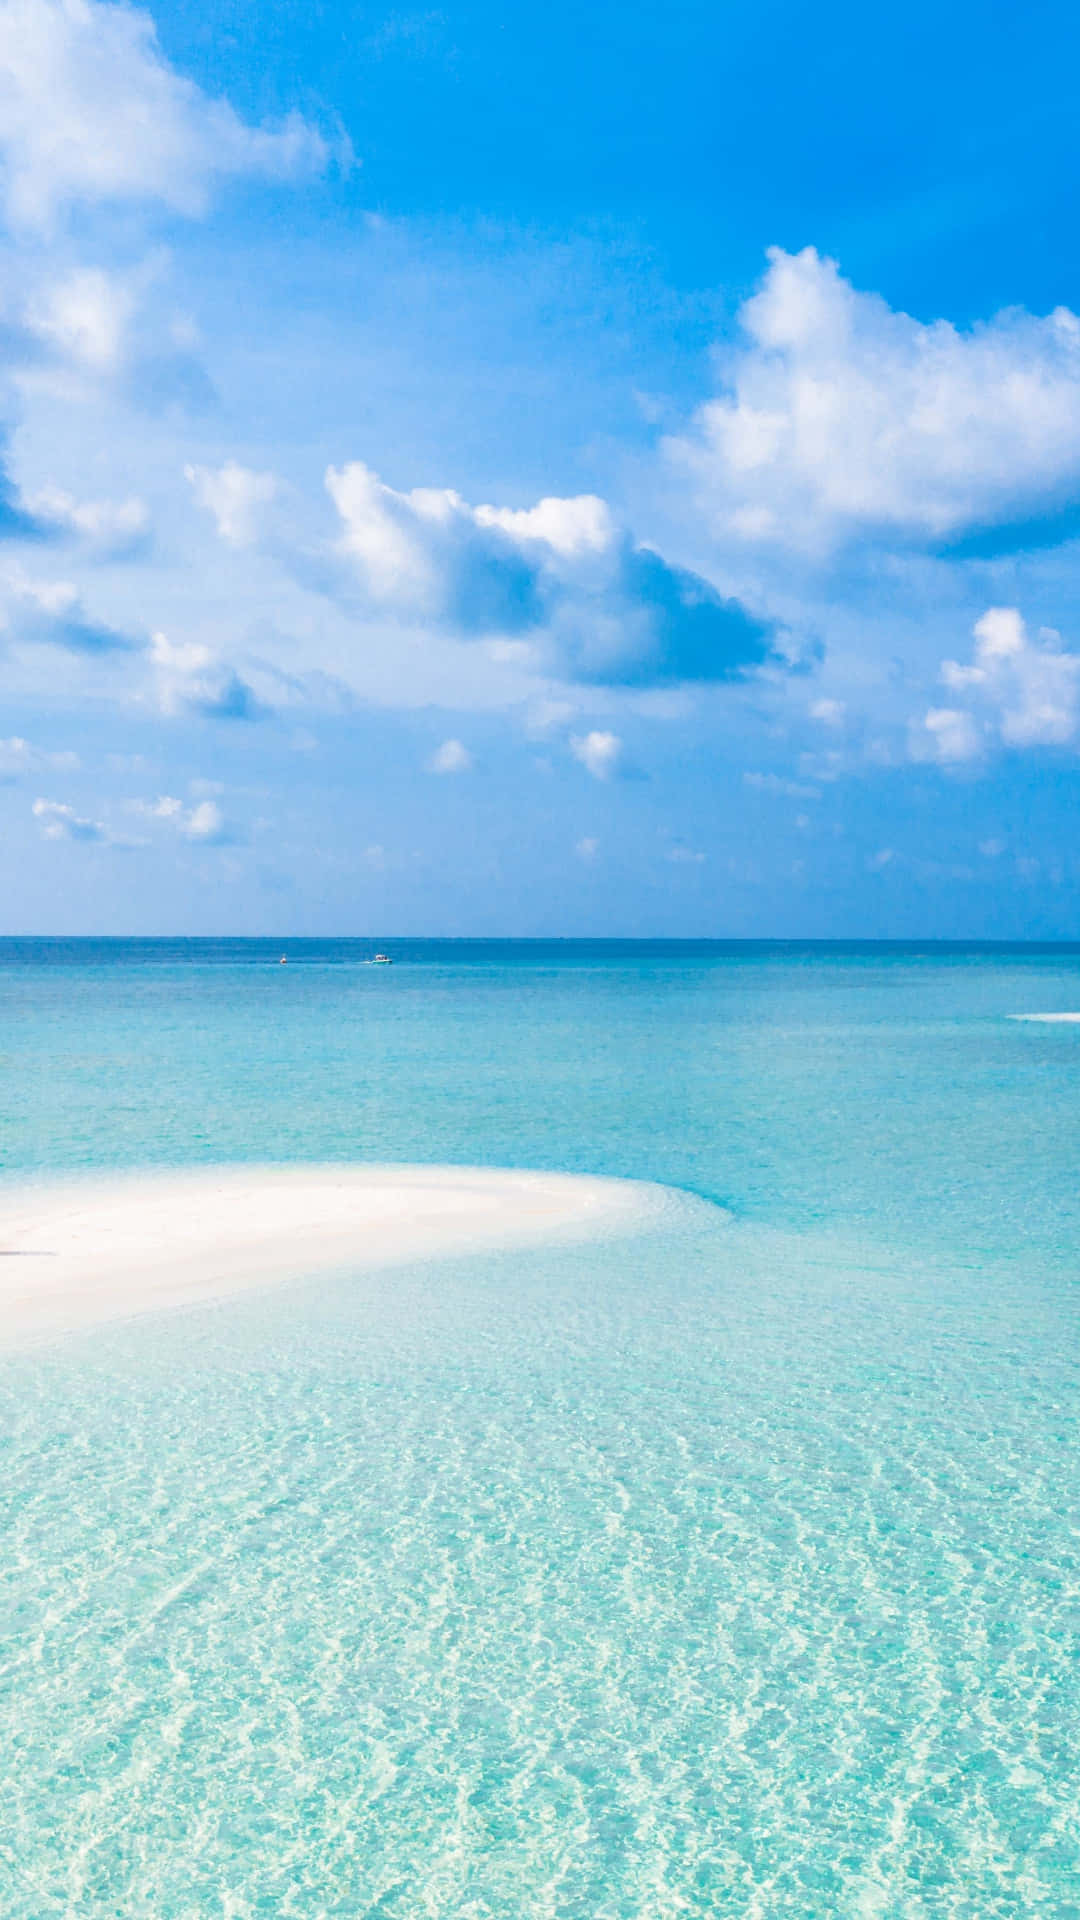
0, 1163, 656, 1349
1008, 1012, 1080, 1023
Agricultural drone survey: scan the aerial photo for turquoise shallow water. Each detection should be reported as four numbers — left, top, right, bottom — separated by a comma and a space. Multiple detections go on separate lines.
3, 940, 1080, 1915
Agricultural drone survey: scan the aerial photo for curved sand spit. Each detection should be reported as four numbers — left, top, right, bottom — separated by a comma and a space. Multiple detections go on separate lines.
0, 1162, 652, 1348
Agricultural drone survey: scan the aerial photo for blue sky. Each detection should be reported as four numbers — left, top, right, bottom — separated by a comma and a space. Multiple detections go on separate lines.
5, 0, 1080, 934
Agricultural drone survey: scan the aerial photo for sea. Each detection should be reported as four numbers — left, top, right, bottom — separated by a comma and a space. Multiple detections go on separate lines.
3, 938, 1080, 1917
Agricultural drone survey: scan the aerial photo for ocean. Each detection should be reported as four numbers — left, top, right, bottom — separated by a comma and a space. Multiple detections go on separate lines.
3, 939, 1080, 1915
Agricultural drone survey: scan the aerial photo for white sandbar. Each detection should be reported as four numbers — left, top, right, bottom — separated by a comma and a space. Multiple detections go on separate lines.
0, 1162, 651, 1348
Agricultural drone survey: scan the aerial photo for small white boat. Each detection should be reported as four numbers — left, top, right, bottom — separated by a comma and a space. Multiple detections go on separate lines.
279, 954, 288, 965
373, 953, 393, 964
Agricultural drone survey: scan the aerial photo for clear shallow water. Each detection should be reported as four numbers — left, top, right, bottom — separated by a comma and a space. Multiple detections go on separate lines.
3, 941, 1080, 1915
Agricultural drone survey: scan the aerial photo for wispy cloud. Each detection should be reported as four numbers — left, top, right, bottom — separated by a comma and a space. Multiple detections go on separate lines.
0, 734, 79, 776
28, 484, 150, 557
744, 771, 821, 799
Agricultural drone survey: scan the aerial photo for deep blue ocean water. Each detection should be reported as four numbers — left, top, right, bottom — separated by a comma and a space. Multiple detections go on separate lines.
3, 940, 1080, 1915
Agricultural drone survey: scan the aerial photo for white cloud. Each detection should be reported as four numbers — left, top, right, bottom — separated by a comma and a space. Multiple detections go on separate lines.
475, 493, 616, 557
185, 461, 277, 546
0, 733, 78, 773
427, 737, 472, 774
129, 792, 228, 840
25, 265, 134, 369
932, 607, 1080, 754
323, 460, 775, 687
571, 730, 622, 780
912, 707, 983, 765
32, 794, 105, 840
527, 697, 576, 734
326, 463, 614, 623
667, 845, 705, 863
185, 798, 224, 840
667, 246, 1080, 554
575, 836, 599, 861
809, 697, 845, 727
149, 630, 257, 720
30, 786, 224, 848
0, 0, 329, 231
1, 569, 131, 650
29, 484, 149, 553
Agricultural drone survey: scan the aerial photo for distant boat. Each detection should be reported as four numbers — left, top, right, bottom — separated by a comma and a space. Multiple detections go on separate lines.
373, 953, 393, 964
279, 954, 288, 965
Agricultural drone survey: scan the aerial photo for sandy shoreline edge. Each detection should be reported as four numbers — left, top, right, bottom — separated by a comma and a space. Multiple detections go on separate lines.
0, 1162, 655, 1348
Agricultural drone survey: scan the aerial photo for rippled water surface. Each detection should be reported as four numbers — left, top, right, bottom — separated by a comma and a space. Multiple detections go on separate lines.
3, 940, 1080, 1915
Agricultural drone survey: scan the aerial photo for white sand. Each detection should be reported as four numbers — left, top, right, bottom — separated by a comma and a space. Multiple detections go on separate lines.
0, 1162, 649, 1348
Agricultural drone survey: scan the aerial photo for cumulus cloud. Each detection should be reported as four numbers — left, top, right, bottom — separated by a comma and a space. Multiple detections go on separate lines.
130, 791, 228, 840
149, 629, 259, 720
571, 730, 622, 780
32, 794, 105, 839
185, 461, 277, 546
427, 737, 472, 774
0, 0, 330, 230
944, 608, 1080, 747
323, 461, 777, 687
667, 246, 1080, 556
910, 607, 1080, 763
